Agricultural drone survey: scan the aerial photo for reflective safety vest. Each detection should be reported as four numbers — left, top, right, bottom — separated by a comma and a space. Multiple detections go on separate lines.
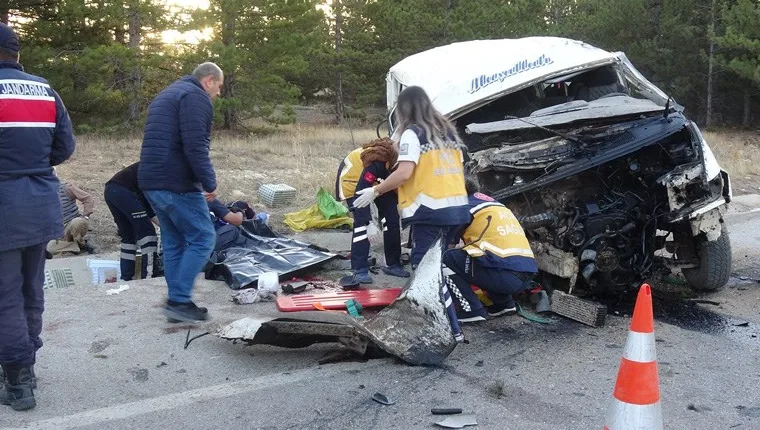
337, 148, 364, 200
397, 126, 469, 226
463, 194, 537, 272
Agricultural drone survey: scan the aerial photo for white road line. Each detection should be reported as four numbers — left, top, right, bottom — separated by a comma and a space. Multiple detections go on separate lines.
1, 363, 374, 430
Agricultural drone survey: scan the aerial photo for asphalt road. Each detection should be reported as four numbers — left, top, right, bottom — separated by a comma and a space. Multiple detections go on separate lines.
1, 203, 759, 430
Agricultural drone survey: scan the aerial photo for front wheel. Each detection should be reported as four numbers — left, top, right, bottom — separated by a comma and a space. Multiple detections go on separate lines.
682, 224, 732, 292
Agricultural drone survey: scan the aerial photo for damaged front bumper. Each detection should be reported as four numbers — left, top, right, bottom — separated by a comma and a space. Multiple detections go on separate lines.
218, 240, 458, 366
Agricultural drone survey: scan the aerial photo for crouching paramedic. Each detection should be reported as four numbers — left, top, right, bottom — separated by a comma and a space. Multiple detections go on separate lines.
443, 180, 538, 322
104, 162, 161, 281
336, 138, 409, 285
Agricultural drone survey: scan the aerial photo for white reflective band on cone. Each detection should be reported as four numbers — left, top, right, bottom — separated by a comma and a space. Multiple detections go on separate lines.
605, 398, 663, 430
623, 331, 657, 363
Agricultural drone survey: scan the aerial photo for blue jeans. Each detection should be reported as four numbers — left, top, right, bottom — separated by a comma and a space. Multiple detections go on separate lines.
144, 190, 215, 303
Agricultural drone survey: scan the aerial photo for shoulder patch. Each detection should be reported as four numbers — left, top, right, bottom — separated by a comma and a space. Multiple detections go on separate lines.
363, 171, 377, 183
399, 143, 409, 155
474, 192, 495, 202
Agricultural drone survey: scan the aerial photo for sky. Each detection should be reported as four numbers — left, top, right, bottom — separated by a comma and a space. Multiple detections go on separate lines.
161, 0, 211, 44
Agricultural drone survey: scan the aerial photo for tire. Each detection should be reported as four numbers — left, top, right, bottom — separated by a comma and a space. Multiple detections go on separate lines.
682, 224, 732, 292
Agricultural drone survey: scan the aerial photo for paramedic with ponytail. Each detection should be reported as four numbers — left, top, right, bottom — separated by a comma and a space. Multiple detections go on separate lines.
352, 86, 470, 268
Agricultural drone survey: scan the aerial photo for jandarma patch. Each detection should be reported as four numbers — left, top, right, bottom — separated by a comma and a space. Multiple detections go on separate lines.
469, 55, 554, 94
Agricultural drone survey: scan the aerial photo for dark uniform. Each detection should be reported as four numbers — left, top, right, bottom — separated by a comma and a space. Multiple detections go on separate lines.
0, 23, 75, 411
104, 162, 160, 281
336, 147, 403, 280
443, 193, 538, 319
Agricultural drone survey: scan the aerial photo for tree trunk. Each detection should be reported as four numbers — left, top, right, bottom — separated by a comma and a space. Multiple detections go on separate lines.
1, 8, 9, 24
334, 0, 345, 124
221, 0, 237, 130
743, 87, 751, 128
705, 0, 716, 128
127, 2, 142, 123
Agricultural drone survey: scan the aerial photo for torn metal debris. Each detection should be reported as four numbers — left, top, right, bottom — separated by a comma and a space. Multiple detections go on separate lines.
218, 241, 458, 366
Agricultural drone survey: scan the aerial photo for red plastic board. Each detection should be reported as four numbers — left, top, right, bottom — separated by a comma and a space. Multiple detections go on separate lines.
276, 288, 402, 312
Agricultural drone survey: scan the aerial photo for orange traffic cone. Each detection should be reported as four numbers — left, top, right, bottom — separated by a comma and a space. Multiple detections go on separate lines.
604, 284, 663, 430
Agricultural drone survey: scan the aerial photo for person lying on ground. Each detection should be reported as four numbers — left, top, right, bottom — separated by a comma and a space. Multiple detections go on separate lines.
335, 138, 410, 286
47, 172, 98, 256
443, 178, 538, 324
104, 161, 162, 281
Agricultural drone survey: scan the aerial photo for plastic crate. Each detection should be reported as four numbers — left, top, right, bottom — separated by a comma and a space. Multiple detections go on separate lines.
259, 183, 296, 207
87, 259, 121, 284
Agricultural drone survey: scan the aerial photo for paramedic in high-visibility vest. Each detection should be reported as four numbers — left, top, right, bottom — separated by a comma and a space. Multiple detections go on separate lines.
443, 179, 538, 323
352, 86, 470, 268
336, 138, 410, 286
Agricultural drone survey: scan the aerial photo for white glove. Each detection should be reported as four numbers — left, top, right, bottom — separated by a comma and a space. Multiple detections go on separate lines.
353, 187, 378, 209
367, 222, 381, 247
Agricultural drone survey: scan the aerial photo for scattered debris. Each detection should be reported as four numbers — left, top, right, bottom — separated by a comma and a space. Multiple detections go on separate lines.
156, 362, 168, 368
732, 321, 750, 327
281, 281, 310, 295
434, 414, 477, 429
432, 408, 463, 415
105, 284, 129, 296
231, 288, 275, 305
690, 299, 721, 306
93, 354, 108, 359
184, 329, 211, 349
259, 183, 296, 207
128, 367, 149, 382
486, 380, 506, 399
371, 392, 394, 406
88, 339, 113, 354
219, 241, 459, 366
550, 290, 606, 327
687, 403, 699, 412
474, 360, 484, 367
43, 268, 75, 289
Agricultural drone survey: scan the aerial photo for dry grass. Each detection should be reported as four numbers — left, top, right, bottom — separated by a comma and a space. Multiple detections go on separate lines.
704, 129, 760, 194
55, 124, 377, 251
704, 130, 760, 177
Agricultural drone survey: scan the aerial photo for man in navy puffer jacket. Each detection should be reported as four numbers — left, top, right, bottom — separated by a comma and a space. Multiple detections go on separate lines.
0, 23, 75, 411
138, 62, 223, 323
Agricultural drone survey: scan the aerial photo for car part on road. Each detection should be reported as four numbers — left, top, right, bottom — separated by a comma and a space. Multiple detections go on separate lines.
550, 290, 607, 327
432, 408, 463, 415
434, 414, 478, 429
371, 392, 394, 406
218, 242, 458, 366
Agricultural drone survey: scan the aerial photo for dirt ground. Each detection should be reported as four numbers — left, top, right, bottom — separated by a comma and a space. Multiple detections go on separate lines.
53, 123, 760, 253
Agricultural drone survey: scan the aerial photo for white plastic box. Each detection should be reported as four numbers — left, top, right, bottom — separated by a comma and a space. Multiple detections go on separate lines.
258, 183, 296, 207
87, 259, 121, 284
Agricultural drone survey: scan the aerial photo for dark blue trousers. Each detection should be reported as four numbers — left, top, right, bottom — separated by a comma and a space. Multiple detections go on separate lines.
104, 183, 159, 281
0, 243, 46, 366
410, 224, 457, 268
442, 249, 532, 313
347, 193, 402, 271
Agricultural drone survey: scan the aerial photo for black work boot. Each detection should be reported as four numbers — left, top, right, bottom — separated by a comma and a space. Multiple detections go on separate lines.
164, 301, 209, 323
1, 365, 37, 389
1, 365, 36, 411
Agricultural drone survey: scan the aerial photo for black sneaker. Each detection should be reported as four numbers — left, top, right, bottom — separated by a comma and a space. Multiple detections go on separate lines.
487, 301, 518, 317
164, 301, 209, 323
456, 309, 487, 323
